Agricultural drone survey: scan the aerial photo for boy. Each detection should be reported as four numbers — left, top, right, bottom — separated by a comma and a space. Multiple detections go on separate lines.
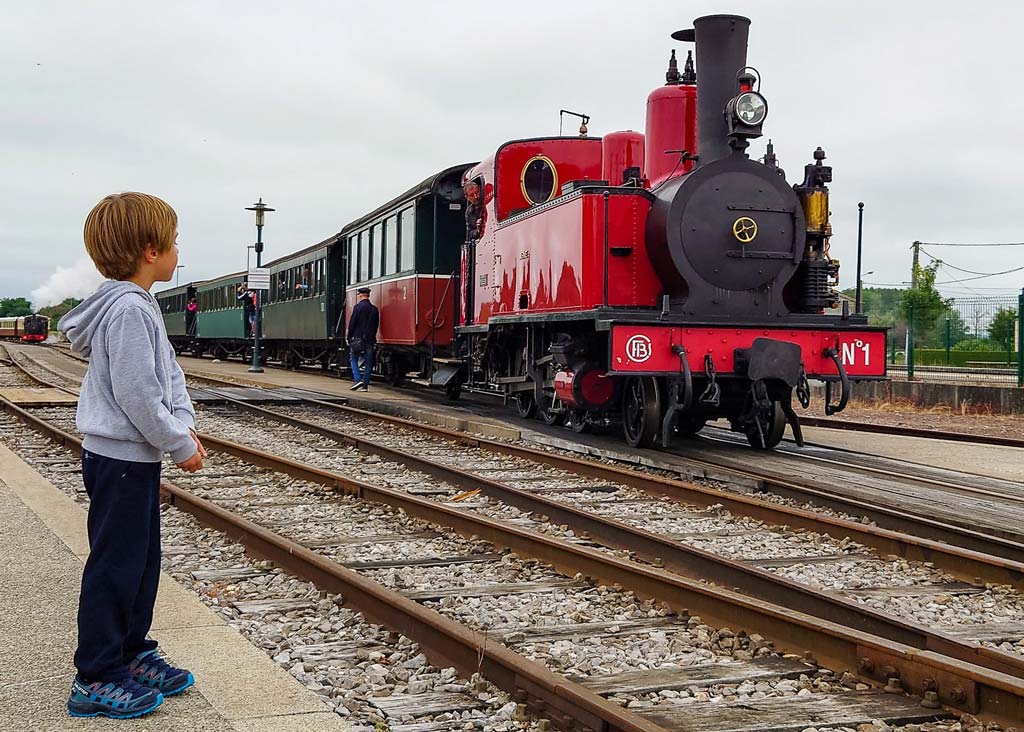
59, 192, 207, 719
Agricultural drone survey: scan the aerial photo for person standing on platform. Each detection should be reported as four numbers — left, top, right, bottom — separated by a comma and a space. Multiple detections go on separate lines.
58, 192, 204, 719
236, 282, 256, 337
347, 286, 379, 391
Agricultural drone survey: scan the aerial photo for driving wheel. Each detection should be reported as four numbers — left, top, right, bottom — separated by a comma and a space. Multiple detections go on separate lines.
622, 376, 661, 448
745, 400, 786, 449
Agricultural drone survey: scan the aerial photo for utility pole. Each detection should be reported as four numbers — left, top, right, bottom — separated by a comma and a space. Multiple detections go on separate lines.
855, 202, 864, 313
911, 240, 921, 287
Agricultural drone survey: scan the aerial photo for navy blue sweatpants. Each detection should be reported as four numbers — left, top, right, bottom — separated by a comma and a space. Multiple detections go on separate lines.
74, 450, 161, 682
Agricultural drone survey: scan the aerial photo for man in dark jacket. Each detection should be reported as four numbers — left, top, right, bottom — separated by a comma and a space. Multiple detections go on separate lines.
347, 287, 379, 390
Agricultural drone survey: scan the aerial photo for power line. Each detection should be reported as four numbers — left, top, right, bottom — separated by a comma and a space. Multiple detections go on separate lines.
919, 247, 1024, 277
919, 241, 1024, 247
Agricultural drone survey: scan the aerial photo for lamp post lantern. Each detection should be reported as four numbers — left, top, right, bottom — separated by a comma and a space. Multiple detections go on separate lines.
245, 198, 275, 373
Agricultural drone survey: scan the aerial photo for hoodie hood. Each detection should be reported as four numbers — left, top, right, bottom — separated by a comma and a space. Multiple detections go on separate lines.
58, 280, 156, 357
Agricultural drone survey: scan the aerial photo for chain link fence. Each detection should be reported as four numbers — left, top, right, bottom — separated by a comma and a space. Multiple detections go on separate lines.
883, 292, 1024, 386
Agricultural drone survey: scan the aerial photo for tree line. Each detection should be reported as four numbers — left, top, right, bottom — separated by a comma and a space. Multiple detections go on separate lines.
0, 297, 82, 324
844, 261, 1019, 356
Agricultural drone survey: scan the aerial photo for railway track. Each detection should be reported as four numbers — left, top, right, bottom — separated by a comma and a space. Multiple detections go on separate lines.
4, 350, 1024, 728
799, 415, 1024, 450
27, 345, 1024, 584
47, 341, 1024, 450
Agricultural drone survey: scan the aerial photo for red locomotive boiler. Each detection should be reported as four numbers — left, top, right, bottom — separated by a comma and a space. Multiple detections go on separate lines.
444, 14, 886, 449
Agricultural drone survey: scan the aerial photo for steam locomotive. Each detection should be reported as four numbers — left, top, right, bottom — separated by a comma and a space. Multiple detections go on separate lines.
157, 14, 885, 450
0, 314, 50, 343
440, 14, 886, 449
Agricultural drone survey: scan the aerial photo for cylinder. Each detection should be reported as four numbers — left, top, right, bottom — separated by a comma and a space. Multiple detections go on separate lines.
693, 14, 750, 166
553, 369, 615, 409
644, 83, 697, 188
601, 131, 645, 186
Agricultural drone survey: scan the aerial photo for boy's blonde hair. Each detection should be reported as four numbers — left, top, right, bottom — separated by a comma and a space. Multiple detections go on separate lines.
84, 192, 177, 280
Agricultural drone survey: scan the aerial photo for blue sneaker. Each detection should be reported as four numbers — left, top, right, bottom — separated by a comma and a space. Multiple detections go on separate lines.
67, 676, 163, 718
128, 649, 195, 696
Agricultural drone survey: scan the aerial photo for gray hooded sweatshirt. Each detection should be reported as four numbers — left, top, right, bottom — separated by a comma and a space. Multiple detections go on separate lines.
58, 280, 197, 464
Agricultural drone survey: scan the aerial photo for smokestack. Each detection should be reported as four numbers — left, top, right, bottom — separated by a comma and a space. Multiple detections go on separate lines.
693, 14, 750, 165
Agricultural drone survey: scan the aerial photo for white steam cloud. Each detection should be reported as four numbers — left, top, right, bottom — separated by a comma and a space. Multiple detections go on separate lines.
30, 258, 106, 308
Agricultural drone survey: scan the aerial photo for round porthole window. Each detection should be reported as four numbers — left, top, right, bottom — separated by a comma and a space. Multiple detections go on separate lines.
521, 155, 558, 205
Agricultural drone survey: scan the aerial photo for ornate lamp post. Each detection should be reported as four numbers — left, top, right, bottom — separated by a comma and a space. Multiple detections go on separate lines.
245, 198, 274, 373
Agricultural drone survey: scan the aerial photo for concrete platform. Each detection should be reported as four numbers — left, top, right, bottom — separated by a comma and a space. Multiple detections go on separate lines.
0, 387, 78, 406
0, 442, 352, 732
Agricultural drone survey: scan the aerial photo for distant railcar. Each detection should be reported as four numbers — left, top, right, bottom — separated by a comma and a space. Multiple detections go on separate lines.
0, 315, 50, 343
21, 314, 49, 342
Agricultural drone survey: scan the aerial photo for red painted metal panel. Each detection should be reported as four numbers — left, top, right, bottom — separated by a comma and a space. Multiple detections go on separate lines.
347, 276, 454, 347
602, 131, 645, 185
644, 84, 697, 188
489, 191, 659, 318
494, 139, 602, 221
609, 324, 887, 378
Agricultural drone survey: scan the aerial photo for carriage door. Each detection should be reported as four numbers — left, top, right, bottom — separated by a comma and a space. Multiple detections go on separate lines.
326, 241, 347, 342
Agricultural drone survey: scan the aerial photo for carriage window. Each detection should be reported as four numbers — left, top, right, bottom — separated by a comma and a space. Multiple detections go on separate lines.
359, 230, 370, 282
521, 155, 558, 205
384, 215, 398, 276
348, 236, 358, 284
315, 258, 325, 295
371, 222, 383, 279
399, 207, 415, 271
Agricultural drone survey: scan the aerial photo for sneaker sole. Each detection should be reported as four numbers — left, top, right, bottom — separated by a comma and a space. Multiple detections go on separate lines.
68, 696, 163, 719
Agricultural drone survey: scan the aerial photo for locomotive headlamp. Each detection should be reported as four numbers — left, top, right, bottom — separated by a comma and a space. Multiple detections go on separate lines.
734, 91, 767, 126
724, 67, 767, 148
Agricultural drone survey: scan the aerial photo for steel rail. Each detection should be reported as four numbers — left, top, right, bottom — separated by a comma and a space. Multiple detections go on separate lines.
3, 348, 81, 397
693, 430, 1024, 522
182, 370, 1024, 572
196, 388, 1024, 680
0, 397, 665, 732
28, 352, 1024, 567
3, 394, 1024, 724
800, 416, 1024, 450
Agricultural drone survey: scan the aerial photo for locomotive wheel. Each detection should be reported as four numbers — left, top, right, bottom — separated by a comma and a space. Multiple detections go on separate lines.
539, 400, 564, 426
514, 393, 537, 419
445, 381, 462, 401
745, 401, 786, 450
622, 376, 661, 449
566, 409, 589, 434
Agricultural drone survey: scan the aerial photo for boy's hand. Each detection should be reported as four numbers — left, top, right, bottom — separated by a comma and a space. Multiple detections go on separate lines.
176, 450, 204, 473
190, 429, 208, 459
175, 430, 207, 472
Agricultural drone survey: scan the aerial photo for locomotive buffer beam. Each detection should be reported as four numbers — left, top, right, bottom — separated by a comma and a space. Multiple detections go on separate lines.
660, 344, 693, 448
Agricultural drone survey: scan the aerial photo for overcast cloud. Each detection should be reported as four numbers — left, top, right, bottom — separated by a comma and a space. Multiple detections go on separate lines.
3, 0, 1023, 304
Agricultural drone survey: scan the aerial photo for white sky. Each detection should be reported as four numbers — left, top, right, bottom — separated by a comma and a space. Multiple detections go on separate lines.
3, 0, 1023, 303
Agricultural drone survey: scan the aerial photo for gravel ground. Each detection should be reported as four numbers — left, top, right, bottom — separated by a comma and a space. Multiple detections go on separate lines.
219, 403, 1024, 659
2, 410, 993, 730
2, 352, 1016, 730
